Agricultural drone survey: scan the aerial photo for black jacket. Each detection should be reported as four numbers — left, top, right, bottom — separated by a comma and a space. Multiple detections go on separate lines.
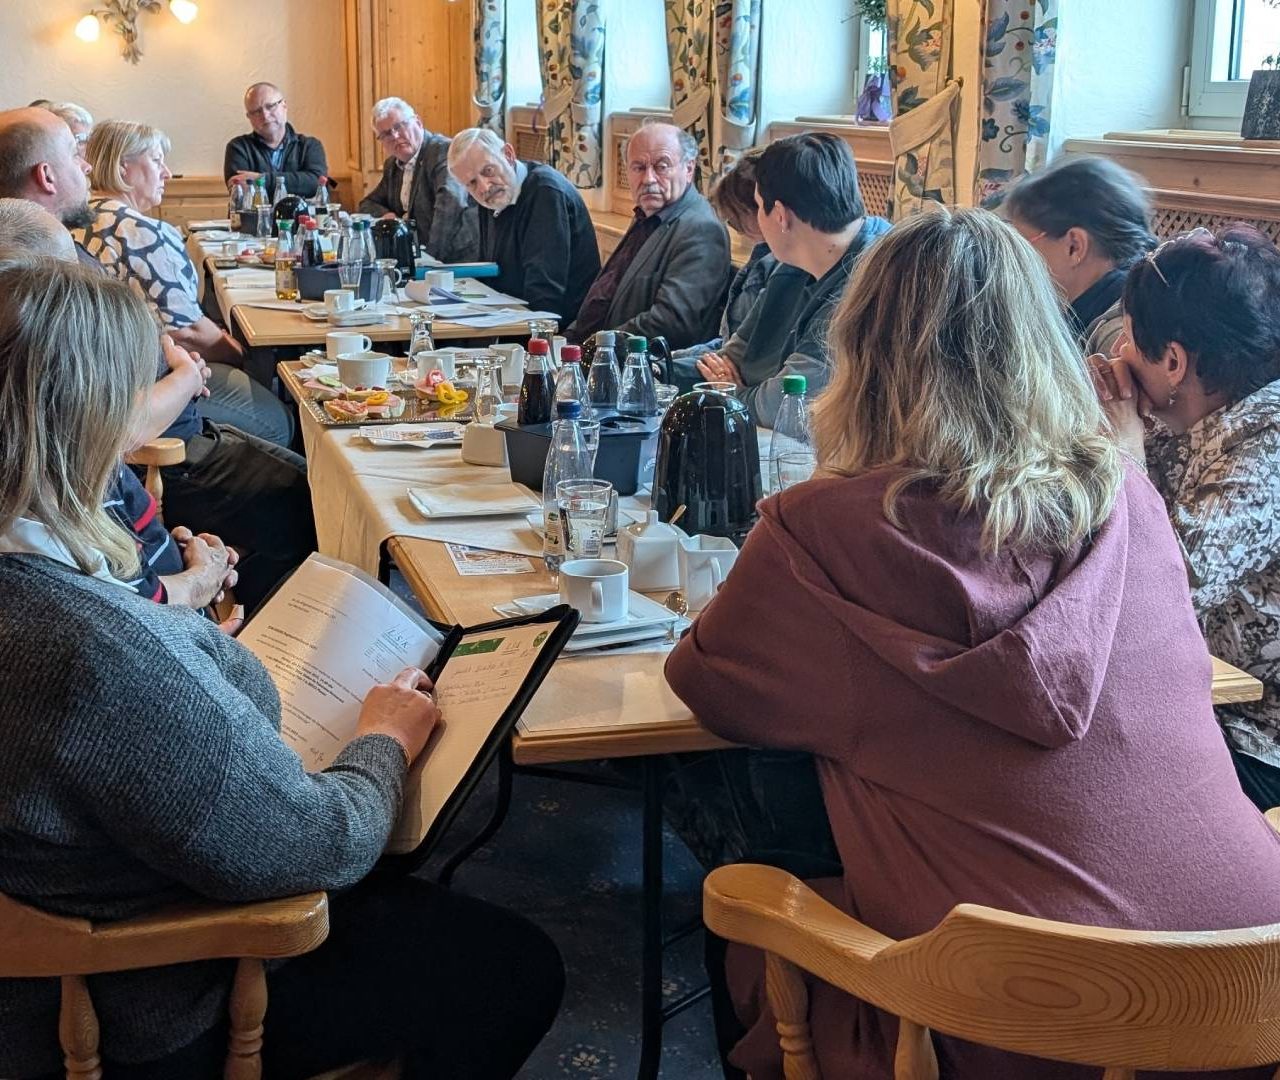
479, 162, 600, 323
223, 123, 328, 197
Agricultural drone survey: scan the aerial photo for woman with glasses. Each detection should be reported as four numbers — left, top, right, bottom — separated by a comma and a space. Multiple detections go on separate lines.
1092, 224, 1280, 813
1005, 155, 1156, 356
668, 208, 1280, 1080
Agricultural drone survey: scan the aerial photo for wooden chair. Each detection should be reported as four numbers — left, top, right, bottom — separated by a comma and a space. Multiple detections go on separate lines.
0, 889, 400, 1080
704, 811, 1280, 1079
124, 437, 186, 513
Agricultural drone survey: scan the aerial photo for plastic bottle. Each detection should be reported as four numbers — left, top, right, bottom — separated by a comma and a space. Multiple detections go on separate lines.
227, 179, 245, 232
542, 399, 597, 576
554, 344, 590, 418
272, 176, 288, 206
618, 335, 659, 417
518, 338, 555, 426
767, 374, 816, 493
586, 330, 620, 413
274, 221, 299, 300
252, 178, 271, 239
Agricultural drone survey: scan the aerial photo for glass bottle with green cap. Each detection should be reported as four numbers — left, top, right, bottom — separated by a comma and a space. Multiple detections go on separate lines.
618, 334, 659, 417
768, 373, 816, 493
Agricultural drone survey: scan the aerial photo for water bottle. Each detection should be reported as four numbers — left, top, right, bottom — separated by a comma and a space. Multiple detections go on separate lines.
767, 374, 816, 493
542, 399, 597, 575
227, 179, 244, 232
253, 179, 272, 240
587, 330, 621, 413
618, 335, 659, 417
272, 176, 288, 206
554, 344, 590, 418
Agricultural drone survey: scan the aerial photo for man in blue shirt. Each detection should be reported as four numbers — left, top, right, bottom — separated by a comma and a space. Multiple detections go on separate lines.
224, 83, 328, 197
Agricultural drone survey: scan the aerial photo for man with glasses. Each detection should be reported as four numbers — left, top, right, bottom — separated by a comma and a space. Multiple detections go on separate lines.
224, 82, 328, 197
358, 97, 478, 264
567, 121, 731, 349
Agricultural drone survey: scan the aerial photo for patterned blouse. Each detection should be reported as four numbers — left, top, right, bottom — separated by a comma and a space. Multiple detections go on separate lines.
77, 198, 202, 329
1146, 380, 1280, 766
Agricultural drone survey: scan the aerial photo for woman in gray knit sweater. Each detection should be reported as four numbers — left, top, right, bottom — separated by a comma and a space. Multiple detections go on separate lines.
0, 260, 562, 1078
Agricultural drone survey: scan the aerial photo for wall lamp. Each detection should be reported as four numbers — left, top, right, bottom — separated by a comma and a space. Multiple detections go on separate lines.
75, 0, 198, 64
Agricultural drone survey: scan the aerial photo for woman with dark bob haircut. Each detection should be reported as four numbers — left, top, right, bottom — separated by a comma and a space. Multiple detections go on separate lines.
1006, 155, 1156, 355
1092, 224, 1280, 812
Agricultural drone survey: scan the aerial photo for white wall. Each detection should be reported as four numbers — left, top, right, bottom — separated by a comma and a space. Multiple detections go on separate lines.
1050, 0, 1193, 157
0, 0, 349, 178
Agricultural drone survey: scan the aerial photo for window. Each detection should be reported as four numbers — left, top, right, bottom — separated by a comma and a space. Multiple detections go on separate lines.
1188, 0, 1280, 121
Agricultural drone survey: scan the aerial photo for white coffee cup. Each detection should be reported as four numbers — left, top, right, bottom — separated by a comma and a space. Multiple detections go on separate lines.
559, 558, 629, 624
490, 343, 526, 389
336, 350, 392, 388
324, 288, 356, 316
424, 269, 455, 293
415, 349, 456, 381
677, 535, 739, 613
222, 239, 244, 257
326, 331, 373, 360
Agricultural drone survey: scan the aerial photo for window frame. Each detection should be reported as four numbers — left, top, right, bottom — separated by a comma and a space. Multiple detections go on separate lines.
1188, 0, 1251, 120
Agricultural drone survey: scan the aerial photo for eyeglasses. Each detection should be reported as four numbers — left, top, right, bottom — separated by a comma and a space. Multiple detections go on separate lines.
246, 98, 284, 119
1144, 226, 1214, 287
73, 132, 90, 146
376, 117, 418, 143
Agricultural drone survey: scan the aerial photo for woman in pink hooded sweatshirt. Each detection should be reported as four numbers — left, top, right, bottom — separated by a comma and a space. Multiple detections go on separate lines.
666, 208, 1280, 1080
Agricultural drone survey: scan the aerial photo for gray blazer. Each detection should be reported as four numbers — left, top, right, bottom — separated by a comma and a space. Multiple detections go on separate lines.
359, 132, 480, 264
569, 187, 733, 349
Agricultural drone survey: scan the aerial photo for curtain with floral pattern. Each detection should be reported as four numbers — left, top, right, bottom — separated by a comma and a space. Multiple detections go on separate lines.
886, 0, 958, 217
713, 0, 762, 177
975, 0, 1058, 207
474, 0, 506, 136
537, 0, 606, 188
664, 0, 716, 189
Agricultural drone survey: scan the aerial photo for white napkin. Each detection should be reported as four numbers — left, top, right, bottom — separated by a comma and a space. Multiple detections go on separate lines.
296, 363, 339, 380
408, 483, 540, 519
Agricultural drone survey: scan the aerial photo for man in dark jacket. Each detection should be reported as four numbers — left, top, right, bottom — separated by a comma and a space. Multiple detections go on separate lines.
566, 122, 732, 349
696, 133, 892, 425
359, 97, 479, 264
447, 127, 600, 324
223, 83, 328, 197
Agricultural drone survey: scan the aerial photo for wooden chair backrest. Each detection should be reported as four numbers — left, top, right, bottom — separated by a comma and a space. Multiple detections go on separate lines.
0, 889, 329, 1080
123, 437, 186, 513
704, 862, 1280, 1079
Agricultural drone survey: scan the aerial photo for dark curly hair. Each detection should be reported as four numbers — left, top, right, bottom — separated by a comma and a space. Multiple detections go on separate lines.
1123, 224, 1280, 403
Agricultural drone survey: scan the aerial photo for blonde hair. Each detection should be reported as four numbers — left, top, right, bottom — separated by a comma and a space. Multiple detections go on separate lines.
812, 207, 1123, 554
0, 258, 156, 577
85, 120, 170, 197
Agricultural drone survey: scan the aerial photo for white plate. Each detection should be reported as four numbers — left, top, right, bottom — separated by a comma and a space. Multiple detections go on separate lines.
496, 591, 677, 646
302, 300, 367, 320
197, 229, 237, 241
360, 423, 464, 448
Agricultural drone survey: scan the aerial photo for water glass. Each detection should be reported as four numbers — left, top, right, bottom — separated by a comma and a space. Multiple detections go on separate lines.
556, 479, 614, 561
655, 383, 679, 412
773, 450, 817, 491
694, 381, 738, 396
375, 258, 402, 310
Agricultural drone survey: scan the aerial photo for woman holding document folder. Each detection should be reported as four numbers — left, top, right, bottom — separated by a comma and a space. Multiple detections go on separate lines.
0, 260, 562, 1079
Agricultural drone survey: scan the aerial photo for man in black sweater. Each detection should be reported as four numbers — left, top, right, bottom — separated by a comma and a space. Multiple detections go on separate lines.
224, 82, 328, 197
447, 128, 599, 324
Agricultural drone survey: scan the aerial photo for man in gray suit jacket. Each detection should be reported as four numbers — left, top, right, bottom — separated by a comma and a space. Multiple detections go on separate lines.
568, 123, 731, 349
358, 97, 479, 264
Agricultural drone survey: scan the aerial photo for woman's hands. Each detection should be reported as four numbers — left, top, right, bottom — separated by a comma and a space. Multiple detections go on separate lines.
162, 335, 211, 401
161, 527, 239, 609
1088, 351, 1150, 464
355, 667, 443, 767
696, 351, 744, 387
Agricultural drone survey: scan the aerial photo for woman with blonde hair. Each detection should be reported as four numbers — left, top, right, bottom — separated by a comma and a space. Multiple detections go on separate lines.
0, 259, 562, 1080
668, 208, 1280, 1079
78, 120, 315, 612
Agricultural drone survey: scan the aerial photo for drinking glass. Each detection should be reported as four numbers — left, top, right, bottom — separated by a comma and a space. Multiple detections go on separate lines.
693, 381, 738, 396
473, 353, 502, 422
556, 479, 614, 561
375, 258, 402, 310
773, 450, 817, 491
655, 383, 679, 412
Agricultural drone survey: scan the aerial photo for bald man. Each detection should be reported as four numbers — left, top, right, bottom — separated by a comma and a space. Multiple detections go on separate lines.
0, 106, 94, 267
224, 82, 328, 196
567, 122, 731, 348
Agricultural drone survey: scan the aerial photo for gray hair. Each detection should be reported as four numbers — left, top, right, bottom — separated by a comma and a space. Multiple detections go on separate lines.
47, 102, 94, 132
0, 198, 76, 262
446, 127, 507, 170
628, 120, 698, 164
372, 96, 415, 128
